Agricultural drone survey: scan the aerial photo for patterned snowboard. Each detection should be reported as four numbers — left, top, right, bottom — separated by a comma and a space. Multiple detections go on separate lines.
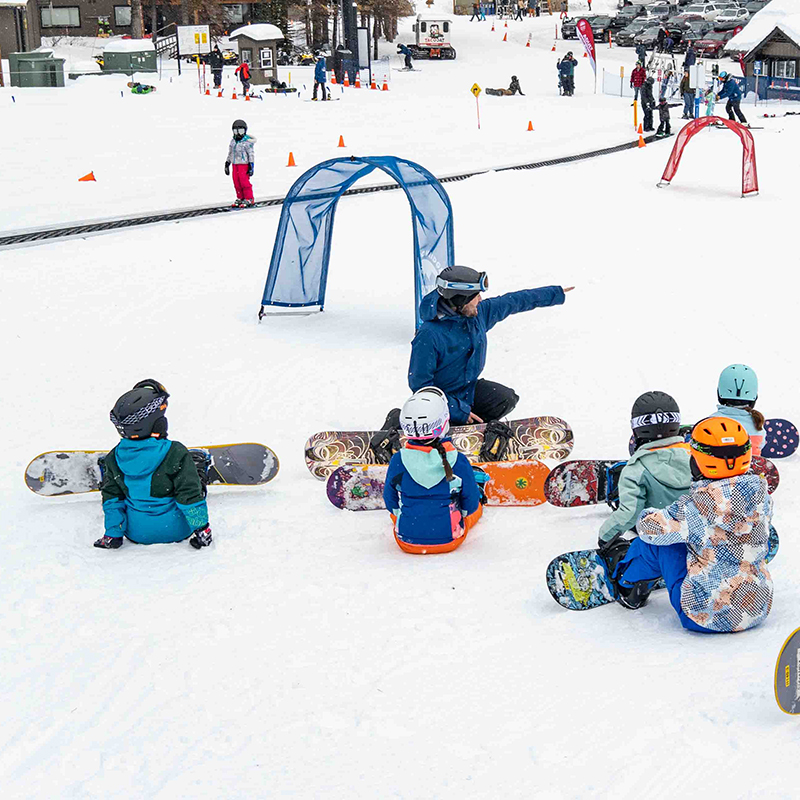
546, 526, 780, 611
628, 418, 798, 458
763, 419, 799, 459
24, 443, 280, 497
304, 416, 574, 481
544, 455, 780, 508
775, 626, 800, 715
325, 460, 551, 511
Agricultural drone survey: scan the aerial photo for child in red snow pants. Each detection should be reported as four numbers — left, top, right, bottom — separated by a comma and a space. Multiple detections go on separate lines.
231, 164, 254, 201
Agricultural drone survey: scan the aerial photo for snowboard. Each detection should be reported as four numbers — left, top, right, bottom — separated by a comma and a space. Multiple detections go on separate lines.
547, 525, 780, 611
326, 460, 550, 511
763, 419, 799, 459
775, 626, 800, 715
24, 443, 280, 497
545, 454, 780, 508
304, 416, 574, 481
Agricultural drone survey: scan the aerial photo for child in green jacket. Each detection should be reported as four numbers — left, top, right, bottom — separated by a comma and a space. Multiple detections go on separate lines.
94, 379, 212, 550
598, 391, 692, 550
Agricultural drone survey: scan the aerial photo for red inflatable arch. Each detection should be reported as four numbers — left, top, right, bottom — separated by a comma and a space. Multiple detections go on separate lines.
657, 117, 759, 197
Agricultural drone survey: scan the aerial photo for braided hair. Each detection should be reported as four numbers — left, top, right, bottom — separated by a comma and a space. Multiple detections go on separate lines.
417, 437, 455, 482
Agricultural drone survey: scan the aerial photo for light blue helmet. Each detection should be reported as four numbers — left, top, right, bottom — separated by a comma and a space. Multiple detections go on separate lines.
718, 364, 758, 404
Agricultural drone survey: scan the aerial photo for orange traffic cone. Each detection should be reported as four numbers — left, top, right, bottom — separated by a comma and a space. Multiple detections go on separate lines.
344, 72, 350, 87
337, 135, 345, 148
355, 75, 361, 88
503, 32, 507, 42
504, 21, 508, 28
244, 93, 251, 102
527, 120, 533, 132
382, 79, 389, 91
232, 90, 237, 99
330, 71, 337, 84
78, 171, 96, 182
205, 88, 210, 96
583, 51, 588, 58
638, 124, 646, 148
551, 42, 556, 52
370, 76, 377, 90
287, 152, 296, 167
491, 23, 495, 32
526, 34, 531, 48
217, 90, 223, 98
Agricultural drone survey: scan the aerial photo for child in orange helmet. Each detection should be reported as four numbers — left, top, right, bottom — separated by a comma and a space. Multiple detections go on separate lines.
604, 417, 773, 633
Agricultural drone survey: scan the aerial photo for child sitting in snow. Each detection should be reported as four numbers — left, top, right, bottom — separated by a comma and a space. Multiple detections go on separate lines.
710, 364, 766, 456
598, 391, 692, 551
383, 387, 482, 554
605, 417, 773, 633
224, 118, 256, 208
94, 379, 212, 550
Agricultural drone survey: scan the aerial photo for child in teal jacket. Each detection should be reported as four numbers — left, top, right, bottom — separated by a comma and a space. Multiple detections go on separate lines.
710, 364, 766, 456
94, 380, 211, 550
599, 391, 692, 548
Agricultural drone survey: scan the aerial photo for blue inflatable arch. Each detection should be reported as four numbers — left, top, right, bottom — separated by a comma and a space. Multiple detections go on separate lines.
259, 156, 455, 329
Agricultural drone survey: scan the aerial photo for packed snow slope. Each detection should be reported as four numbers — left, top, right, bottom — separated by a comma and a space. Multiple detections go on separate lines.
3, 8, 800, 800
0, 0, 756, 232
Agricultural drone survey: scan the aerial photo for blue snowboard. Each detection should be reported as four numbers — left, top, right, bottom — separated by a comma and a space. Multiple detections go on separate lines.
546, 527, 779, 611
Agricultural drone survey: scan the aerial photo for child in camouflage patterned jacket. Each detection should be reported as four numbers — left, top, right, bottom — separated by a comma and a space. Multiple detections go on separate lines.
608, 417, 773, 633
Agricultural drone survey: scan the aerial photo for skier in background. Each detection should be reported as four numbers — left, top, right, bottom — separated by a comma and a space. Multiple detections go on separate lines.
313, 51, 328, 100
641, 75, 656, 131
717, 71, 748, 125
397, 42, 414, 70
234, 59, 251, 95
224, 119, 256, 208
630, 61, 646, 103
606, 418, 773, 632
597, 392, 691, 553
95, 380, 212, 550
383, 388, 483, 554
369, 266, 573, 463
680, 69, 694, 119
557, 52, 578, 96
209, 45, 224, 90
709, 364, 766, 456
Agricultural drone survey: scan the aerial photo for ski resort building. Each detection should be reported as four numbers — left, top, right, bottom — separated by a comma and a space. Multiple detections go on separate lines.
0, 0, 40, 57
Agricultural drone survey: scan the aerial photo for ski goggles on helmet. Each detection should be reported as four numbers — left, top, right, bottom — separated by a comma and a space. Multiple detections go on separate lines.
233, 127, 247, 137
630, 411, 680, 430
690, 438, 751, 463
436, 272, 489, 294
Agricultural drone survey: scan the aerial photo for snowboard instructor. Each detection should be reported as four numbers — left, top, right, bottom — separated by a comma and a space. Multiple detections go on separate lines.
370, 266, 574, 461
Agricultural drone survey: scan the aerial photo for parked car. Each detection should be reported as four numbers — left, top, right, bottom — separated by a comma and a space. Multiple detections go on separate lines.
561, 17, 578, 39
681, 3, 723, 20
693, 29, 735, 56
648, 2, 680, 19
615, 5, 648, 26
744, 0, 768, 12
714, 7, 750, 28
634, 25, 664, 49
616, 19, 651, 45
590, 16, 615, 41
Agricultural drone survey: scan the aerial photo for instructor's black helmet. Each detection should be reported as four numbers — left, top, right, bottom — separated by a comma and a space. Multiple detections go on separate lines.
436, 266, 489, 310
232, 119, 247, 141
630, 391, 681, 444
110, 379, 170, 440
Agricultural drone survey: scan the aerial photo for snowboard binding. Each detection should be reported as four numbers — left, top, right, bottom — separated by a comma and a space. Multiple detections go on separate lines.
604, 461, 627, 510
370, 429, 401, 465
479, 420, 514, 462
190, 449, 212, 497
471, 465, 490, 505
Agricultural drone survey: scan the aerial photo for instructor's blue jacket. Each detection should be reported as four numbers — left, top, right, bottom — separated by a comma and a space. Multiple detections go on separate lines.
408, 286, 565, 425
314, 57, 326, 82
718, 78, 742, 102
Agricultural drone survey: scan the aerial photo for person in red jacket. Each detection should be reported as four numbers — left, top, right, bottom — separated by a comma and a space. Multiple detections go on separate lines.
630, 62, 646, 104
234, 60, 251, 95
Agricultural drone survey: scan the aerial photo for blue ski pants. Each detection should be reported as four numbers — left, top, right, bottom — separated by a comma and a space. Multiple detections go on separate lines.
617, 538, 719, 633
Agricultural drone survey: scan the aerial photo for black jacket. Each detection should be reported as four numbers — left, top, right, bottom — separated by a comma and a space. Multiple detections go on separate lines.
509, 77, 524, 95
641, 81, 656, 110
208, 49, 224, 69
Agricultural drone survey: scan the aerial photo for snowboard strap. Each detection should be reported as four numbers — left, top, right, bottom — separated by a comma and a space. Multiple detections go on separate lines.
190, 449, 211, 498
471, 465, 490, 505
604, 461, 627, 510
479, 420, 514, 462
370, 429, 401, 465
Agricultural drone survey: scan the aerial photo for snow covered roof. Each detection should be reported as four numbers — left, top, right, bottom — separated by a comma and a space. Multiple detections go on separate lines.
0, 0, 28, 6
228, 24, 285, 41
103, 38, 156, 53
726, 0, 800, 54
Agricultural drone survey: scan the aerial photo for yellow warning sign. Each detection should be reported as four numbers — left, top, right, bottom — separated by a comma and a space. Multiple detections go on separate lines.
195, 33, 200, 45
202, 33, 208, 44
471, 83, 481, 97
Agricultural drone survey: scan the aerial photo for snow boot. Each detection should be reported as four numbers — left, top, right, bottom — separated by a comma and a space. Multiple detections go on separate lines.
479, 420, 514, 462
242, 199, 255, 207
231, 199, 244, 208
600, 535, 654, 610
370, 408, 402, 464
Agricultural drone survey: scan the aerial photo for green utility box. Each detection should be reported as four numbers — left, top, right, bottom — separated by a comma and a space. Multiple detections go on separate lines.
101, 44, 157, 75
9, 51, 66, 88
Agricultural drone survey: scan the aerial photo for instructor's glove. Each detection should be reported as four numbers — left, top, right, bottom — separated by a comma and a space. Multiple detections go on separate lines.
189, 524, 213, 549
94, 535, 123, 549
224, 161, 230, 176
247, 163, 254, 177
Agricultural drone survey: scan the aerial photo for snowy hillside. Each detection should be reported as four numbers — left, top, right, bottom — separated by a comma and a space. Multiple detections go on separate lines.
2, 7, 800, 799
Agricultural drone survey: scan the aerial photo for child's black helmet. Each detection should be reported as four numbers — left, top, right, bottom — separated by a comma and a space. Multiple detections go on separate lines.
232, 119, 247, 141
110, 379, 170, 440
630, 391, 681, 442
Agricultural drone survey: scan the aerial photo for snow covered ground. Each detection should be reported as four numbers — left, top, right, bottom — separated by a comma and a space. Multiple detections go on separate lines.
2, 5, 800, 798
